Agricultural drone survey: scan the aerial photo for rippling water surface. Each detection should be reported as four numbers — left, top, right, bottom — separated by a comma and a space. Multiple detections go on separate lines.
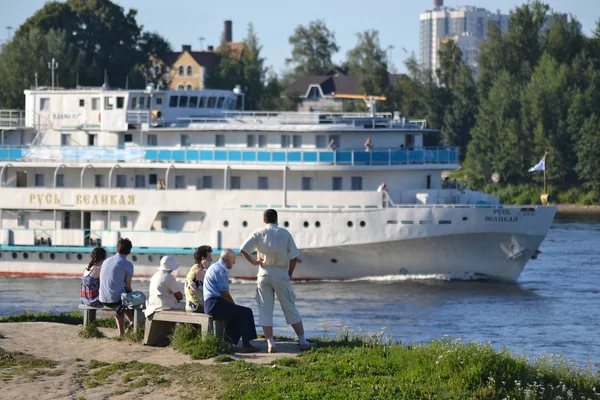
1, 213, 599, 367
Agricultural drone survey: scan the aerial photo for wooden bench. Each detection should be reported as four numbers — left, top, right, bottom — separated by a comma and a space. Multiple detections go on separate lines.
143, 310, 225, 347
78, 304, 145, 332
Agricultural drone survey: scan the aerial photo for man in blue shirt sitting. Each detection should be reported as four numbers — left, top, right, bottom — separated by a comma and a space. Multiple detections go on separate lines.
99, 238, 135, 336
204, 249, 259, 353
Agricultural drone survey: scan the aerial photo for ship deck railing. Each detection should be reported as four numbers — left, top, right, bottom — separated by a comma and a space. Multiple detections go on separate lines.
0, 110, 26, 129
0, 145, 459, 165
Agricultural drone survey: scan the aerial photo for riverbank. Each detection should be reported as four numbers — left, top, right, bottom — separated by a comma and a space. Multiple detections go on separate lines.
557, 204, 600, 213
1, 322, 598, 399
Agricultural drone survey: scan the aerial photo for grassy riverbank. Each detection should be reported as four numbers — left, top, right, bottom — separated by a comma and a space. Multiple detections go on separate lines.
1, 315, 599, 399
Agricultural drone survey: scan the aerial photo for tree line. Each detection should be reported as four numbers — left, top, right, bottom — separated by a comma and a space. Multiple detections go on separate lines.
1, 0, 599, 198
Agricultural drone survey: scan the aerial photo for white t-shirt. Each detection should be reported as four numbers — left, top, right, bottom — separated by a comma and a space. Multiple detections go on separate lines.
145, 270, 182, 316
240, 223, 299, 274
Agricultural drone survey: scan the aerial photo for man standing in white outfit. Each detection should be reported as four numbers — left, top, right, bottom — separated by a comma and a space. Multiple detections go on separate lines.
240, 209, 312, 353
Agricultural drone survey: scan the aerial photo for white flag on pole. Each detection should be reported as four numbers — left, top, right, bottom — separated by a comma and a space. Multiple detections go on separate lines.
528, 157, 545, 172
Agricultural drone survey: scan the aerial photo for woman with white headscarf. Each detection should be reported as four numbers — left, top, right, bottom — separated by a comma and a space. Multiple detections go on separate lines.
145, 256, 185, 317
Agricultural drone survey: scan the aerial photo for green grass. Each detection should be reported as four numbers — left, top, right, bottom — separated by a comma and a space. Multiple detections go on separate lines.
220, 337, 600, 399
111, 325, 144, 343
78, 322, 105, 339
0, 348, 57, 369
170, 324, 232, 360
0, 311, 116, 328
85, 360, 171, 389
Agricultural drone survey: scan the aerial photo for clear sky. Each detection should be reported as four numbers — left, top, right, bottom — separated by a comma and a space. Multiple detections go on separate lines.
2, 0, 598, 75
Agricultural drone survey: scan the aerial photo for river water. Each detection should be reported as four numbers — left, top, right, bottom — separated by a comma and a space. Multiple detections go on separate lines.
1, 213, 599, 368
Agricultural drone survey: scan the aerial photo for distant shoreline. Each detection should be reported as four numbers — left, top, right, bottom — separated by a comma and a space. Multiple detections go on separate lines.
556, 204, 600, 213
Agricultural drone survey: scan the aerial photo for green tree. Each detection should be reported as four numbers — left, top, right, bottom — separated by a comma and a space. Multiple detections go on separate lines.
240, 24, 266, 111
138, 32, 173, 88
286, 20, 339, 78
437, 40, 462, 89
346, 30, 389, 95
574, 115, 600, 192
0, 28, 82, 108
442, 65, 477, 159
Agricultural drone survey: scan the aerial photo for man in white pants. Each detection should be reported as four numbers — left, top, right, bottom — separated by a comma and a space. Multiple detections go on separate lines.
240, 209, 312, 353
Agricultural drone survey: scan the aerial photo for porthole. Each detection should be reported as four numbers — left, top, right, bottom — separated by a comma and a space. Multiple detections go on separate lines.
331, 258, 338, 263
462, 217, 468, 221
347, 221, 353, 228
148, 255, 153, 262
283, 221, 289, 227
223, 220, 229, 227
50, 253, 55, 260
77, 253, 83, 260
132, 255, 138, 262
315, 221, 321, 228
242, 221, 248, 227
11, 252, 16, 259
303, 221, 309, 228
66, 253, 71, 260
39, 253, 44, 260
360, 221, 366, 227
23, 253, 28, 259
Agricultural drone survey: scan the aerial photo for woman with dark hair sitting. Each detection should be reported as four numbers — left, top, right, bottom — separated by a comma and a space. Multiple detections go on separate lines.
80, 247, 107, 307
185, 245, 213, 313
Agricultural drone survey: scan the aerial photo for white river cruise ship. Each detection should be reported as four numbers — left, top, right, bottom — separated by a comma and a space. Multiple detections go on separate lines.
0, 86, 556, 281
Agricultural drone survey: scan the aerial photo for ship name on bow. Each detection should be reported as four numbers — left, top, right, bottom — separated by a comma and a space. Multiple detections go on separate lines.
29, 193, 135, 206
485, 209, 518, 223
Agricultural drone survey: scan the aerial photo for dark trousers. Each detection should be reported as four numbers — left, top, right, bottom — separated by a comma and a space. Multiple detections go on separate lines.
204, 297, 257, 346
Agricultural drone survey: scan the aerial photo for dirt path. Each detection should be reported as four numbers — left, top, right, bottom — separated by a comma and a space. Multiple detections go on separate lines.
0, 322, 301, 399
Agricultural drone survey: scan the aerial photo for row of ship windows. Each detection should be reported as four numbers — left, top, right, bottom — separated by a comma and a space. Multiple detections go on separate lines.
61, 133, 351, 149
22, 174, 366, 191
38, 95, 234, 113
222, 220, 368, 228
3, 252, 164, 263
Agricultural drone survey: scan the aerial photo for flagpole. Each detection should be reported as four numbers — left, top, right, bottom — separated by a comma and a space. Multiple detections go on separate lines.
543, 152, 547, 195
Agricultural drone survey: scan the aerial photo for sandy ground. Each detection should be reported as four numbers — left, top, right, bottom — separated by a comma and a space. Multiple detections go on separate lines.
0, 322, 302, 400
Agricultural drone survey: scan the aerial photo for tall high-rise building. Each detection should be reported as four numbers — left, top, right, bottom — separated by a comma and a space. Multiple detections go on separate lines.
420, 2, 509, 78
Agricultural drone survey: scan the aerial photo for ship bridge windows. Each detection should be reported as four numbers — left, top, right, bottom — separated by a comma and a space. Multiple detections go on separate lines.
179, 96, 188, 107
189, 96, 198, 107
207, 97, 216, 108
199, 97, 207, 108
169, 96, 178, 107
131, 97, 137, 109
217, 97, 225, 108
156, 97, 163, 106
104, 97, 114, 110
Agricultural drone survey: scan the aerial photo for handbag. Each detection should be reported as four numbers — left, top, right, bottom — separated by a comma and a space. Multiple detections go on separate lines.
121, 291, 146, 308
